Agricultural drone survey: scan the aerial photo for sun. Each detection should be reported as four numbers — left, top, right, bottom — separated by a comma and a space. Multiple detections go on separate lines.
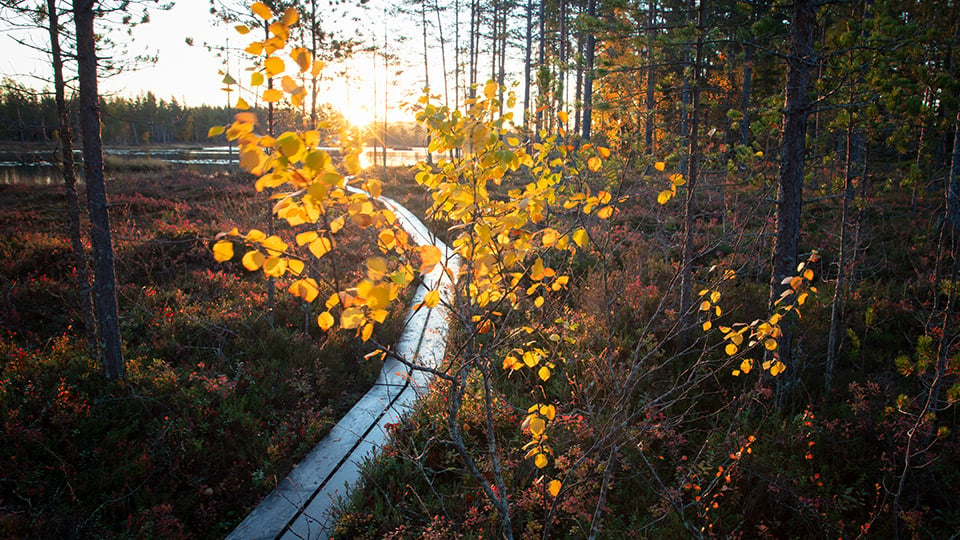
340, 102, 376, 129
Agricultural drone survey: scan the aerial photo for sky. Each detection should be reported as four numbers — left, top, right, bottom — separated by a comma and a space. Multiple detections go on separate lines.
0, 0, 420, 127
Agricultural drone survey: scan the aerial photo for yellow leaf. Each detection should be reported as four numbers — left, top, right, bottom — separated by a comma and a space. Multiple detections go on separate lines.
341, 307, 365, 329
530, 258, 546, 281
345, 153, 362, 175
572, 228, 588, 248
699, 300, 711, 311
423, 289, 440, 309
769, 361, 786, 377
740, 358, 753, 374
534, 296, 545, 308
317, 311, 334, 330
235, 97, 250, 110
528, 416, 546, 437
235, 24, 250, 35
523, 351, 539, 368
251, 72, 265, 87
262, 256, 286, 277
281, 7, 299, 26
587, 156, 602, 172
277, 132, 302, 158
541, 228, 558, 247
732, 370, 741, 377
797, 292, 809, 305
325, 293, 340, 309
534, 453, 548, 468
710, 291, 721, 303
296, 231, 318, 246
725, 343, 738, 356
208, 125, 225, 137
538, 366, 550, 381
764, 338, 778, 351
287, 259, 304, 276
597, 206, 614, 219
367, 257, 387, 280
484, 81, 498, 99
364, 178, 383, 198
361, 322, 374, 341
245, 42, 264, 56
242, 250, 265, 271
262, 88, 283, 103
541, 404, 556, 420
251, 1, 273, 20
558, 110, 569, 124
378, 229, 396, 250
702, 320, 712, 331
657, 190, 673, 205
803, 268, 814, 281
367, 284, 390, 310
264, 58, 285, 80
548, 479, 561, 497
309, 237, 333, 259
213, 240, 234, 262
281, 75, 300, 94
261, 235, 287, 255
419, 245, 442, 274
654, 161, 666, 171
289, 278, 319, 302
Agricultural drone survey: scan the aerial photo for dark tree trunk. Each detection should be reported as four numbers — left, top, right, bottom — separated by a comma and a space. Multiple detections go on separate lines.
74, 0, 124, 380
644, 0, 657, 154
679, 1, 703, 321
48, 0, 97, 352
949, 107, 960, 232
581, 0, 596, 141
536, 0, 546, 137
740, 42, 754, 148
523, 0, 533, 130
770, 0, 816, 406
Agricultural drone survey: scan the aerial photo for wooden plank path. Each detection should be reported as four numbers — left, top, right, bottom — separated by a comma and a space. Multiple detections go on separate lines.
227, 192, 459, 540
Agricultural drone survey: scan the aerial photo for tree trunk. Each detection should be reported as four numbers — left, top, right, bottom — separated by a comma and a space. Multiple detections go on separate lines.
74, 0, 125, 380
309, 0, 319, 129
825, 104, 858, 395
536, 0, 546, 138
523, 0, 533, 130
679, 1, 703, 321
581, 0, 597, 141
644, 0, 657, 155
948, 107, 960, 232
740, 42, 754, 148
49, 0, 97, 352
770, 0, 816, 407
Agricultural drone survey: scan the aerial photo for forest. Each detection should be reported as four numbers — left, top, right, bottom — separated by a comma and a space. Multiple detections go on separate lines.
2, 0, 960, 538
0, 83, 432, 149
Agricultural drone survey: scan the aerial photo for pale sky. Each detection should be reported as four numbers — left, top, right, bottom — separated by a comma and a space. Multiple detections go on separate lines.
0, 0, 422, 127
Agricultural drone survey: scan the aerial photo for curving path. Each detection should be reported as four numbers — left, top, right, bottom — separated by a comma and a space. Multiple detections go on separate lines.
227, 193, 459, 540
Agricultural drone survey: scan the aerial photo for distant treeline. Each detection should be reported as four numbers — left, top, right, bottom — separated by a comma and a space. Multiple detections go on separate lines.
0, 79, 430, 149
